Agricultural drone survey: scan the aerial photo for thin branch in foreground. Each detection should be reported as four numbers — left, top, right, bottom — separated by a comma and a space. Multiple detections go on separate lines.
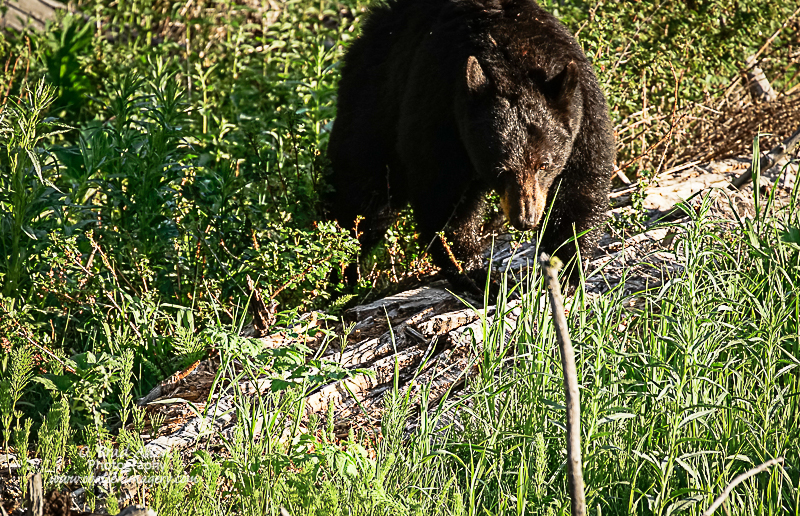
702, 457, 784, 516
540, 253, 585, 516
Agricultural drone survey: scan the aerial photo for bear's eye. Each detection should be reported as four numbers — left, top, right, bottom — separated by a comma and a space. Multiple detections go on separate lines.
538, 162, 549, 171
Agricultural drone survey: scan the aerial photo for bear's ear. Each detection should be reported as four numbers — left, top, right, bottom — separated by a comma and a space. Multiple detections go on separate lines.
547, 61, 579, 103
466, 56, 490, 95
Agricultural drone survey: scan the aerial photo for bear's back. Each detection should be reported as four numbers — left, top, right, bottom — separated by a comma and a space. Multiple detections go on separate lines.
338, 0, 597, 115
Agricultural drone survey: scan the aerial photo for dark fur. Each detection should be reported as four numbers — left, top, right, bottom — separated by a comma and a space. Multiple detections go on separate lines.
326, 0, 615, 289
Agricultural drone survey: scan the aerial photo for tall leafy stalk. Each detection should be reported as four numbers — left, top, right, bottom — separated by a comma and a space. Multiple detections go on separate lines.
0, 80, 69, 299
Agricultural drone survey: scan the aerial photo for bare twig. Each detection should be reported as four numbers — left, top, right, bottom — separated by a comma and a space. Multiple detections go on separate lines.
721, 5, 800, 104
748, 5, 800, 68
439, 233, 464, 274
269, 244, 333, 302
609, 0, 666, 74
614, 167, 632, 184
1, 54, 21, 107
652, 128, 800, 218
702, 457, 784, 516
731, 125, 800, 189
540, 253, 585, 516
618, 61, 686, 173
574, 1, 601, 38
7, 318, 75, 374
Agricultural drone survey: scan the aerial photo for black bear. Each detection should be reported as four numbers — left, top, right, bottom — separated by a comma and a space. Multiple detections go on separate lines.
325, 0, 615, 291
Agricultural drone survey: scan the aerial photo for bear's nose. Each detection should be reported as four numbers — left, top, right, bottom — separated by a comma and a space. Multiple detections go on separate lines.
511, 211, 539, 231
515, 197, 541, 230
501, 189, 541, 231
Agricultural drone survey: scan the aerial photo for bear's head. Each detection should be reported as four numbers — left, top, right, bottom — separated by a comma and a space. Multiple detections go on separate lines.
456, 55, 584, 231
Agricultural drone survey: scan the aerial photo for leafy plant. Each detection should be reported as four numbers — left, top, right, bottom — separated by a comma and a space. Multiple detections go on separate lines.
4, 1, 800, 513
0, 79, 69, 300
0, 341, 35, 471
40, 12, 95, 120
36, 395, 70, 488
34, 351, 126, 429
13, 417, 33, 498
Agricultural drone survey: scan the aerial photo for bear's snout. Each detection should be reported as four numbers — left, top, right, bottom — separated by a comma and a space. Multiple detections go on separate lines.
512, 210, 540, 231
500, 185, 544, 231
509, 202, 540, 231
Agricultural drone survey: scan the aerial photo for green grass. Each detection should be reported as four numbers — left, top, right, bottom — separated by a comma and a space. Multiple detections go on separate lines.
29, 165, 800, 515
73, 174, 798, 516
2, 0, 800, 513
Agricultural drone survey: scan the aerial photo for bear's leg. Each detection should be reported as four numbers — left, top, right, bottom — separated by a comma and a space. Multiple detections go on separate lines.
327, 132, 408, 283
539, 169, 609, 286
412, 181, 489, 294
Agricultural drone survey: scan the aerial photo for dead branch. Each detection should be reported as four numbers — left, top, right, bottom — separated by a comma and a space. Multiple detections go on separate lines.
609, 0, 666, 74
247, 274, 276, 334
654, 124, 800, 220
702, 457, 784, 516
8, 318, 75, 374
540, 253, 586, 516
618, 61, 686, 174
748, 5, 800, 68
439, 233, 464, 274
573, 1, 601, 38
676, 93, 800, 166
731, 124, 800, 189
721, 5, 800, 104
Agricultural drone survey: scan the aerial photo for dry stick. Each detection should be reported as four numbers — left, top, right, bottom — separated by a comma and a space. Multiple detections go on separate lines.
540, 253, 586, 516
617, 61, 685, 173
1, 54, 21, 106
269, 244, 333, 302
721, 5, 800, 104
750, 5, 800, 65
573, 1, 601, 38
609, 0, 666, 74
731, 124, 800, 189
8, 318, 75, 374
702, 457, 784, 516
439, 234, 464, 274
